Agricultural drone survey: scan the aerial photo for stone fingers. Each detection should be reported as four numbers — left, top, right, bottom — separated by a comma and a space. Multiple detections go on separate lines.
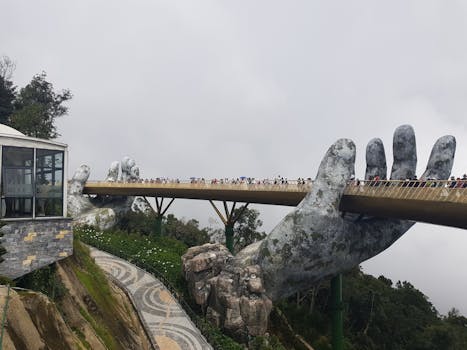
106, 161, 120, 182
390, 125, 417, 180
121, 156, 139, 181
420, 135, 456, 180
365, 138, 387, 180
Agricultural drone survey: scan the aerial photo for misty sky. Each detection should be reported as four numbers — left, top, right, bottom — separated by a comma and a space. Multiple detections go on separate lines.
2, 0, 467, 315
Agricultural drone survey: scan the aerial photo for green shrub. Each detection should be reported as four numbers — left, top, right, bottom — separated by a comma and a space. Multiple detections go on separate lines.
117, 211, 158, 236
163, 214, 210, 247
0, 275, 14, 286
75, 225, 186, 288
0, 222, 7, 264
15, 263, 66, 301
250, 335, 287, 350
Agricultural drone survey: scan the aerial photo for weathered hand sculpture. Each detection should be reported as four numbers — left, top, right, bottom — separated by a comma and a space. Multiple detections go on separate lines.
68, 156, 150, 229
182, 125, 456, 339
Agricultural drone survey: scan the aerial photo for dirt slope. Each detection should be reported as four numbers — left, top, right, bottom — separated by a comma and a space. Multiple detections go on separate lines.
0, 240, 152, 350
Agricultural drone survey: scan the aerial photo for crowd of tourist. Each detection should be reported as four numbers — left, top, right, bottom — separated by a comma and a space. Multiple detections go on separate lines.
106, 174, 467, 190
107, 176, 312, 186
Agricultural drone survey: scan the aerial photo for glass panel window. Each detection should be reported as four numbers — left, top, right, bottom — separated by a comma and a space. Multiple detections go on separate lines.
2, 197, 33, 218
35, 198, 63, 217
35, 149, 64, 217
1, 147, 34, 218
3, 147, 33, 167
2, 168, 33, 196
54, 152, 63, 168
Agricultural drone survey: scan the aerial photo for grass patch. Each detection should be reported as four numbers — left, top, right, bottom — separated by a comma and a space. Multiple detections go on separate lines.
77, 305, 117, 349
69, 237, 138, 350
71, 326, 92, 350
72, 240, 114, 312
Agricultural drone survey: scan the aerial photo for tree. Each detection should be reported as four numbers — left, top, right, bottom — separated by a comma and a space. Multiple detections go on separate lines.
118, 211, 158, 236
0, 75, 15, 125
0, 56, 16, 81
0, 56, 16, 125
164, 214, 210, 247
233, 207, 266, 253
11, 71, 71, 139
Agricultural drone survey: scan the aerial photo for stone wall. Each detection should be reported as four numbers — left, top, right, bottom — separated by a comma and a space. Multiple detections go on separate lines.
0, 218, 73, 279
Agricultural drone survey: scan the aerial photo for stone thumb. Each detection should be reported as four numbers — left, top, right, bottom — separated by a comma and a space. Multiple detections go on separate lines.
300, 139, 356, 215
69, 165, 90, 195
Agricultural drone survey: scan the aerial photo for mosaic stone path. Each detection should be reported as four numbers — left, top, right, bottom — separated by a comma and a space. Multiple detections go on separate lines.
89, 247, 213, 350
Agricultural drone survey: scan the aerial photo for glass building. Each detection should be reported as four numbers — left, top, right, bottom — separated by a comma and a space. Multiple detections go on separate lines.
0, 124, 71, 279
0, 125, 67, 220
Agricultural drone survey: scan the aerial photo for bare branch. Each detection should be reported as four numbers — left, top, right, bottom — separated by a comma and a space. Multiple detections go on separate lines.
0, 56, 16, 80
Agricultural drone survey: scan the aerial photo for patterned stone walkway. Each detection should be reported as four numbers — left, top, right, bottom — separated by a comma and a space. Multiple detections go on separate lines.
89, 247, 213, 350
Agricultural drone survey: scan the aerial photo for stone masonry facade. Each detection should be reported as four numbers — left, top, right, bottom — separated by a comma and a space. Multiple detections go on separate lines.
0, 218, 73, 279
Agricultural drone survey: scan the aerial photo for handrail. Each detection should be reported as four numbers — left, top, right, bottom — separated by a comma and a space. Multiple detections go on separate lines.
347, 179, 467, 188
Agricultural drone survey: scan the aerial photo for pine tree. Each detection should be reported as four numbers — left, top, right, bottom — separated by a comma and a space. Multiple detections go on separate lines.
0, 75, 15, 125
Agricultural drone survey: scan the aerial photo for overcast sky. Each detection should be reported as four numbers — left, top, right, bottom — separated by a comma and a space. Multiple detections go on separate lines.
2, 0, 467, 315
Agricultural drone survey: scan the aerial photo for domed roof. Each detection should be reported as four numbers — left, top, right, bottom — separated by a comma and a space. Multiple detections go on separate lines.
0, 124, 24, 136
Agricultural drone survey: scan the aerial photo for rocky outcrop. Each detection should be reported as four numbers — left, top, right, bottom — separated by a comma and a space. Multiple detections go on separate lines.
132, 197, 154, 215
182, 125, 457, 340
182, 243, 272, 341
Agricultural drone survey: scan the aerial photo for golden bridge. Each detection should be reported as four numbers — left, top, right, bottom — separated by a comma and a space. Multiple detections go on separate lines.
83, 179, 467, 230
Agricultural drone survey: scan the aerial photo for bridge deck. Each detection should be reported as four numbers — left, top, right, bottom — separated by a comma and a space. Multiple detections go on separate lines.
83, 181, 467, 229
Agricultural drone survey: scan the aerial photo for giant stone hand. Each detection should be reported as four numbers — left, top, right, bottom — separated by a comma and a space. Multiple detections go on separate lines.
182, 125, 456, 339
68, 157, 150, 229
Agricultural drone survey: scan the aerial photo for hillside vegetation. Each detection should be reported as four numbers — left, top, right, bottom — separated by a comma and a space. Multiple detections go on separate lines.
4, 210, 466, 350
78, 212, 467, 350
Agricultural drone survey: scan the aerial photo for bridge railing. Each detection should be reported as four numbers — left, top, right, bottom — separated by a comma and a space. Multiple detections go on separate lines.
84, 178, 467, 203
84, 179, 313, 192
344, 179, 467, 203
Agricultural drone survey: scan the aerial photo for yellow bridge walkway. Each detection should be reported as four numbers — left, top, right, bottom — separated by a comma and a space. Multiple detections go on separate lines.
83, 180, 467, 230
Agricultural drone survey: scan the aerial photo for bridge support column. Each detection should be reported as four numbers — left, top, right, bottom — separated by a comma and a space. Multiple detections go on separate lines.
154, 215, 163, 236
146, 197, 175, 237
225, 223, 234, 253
331, 273, 344, 350
209, 200, 249, 254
